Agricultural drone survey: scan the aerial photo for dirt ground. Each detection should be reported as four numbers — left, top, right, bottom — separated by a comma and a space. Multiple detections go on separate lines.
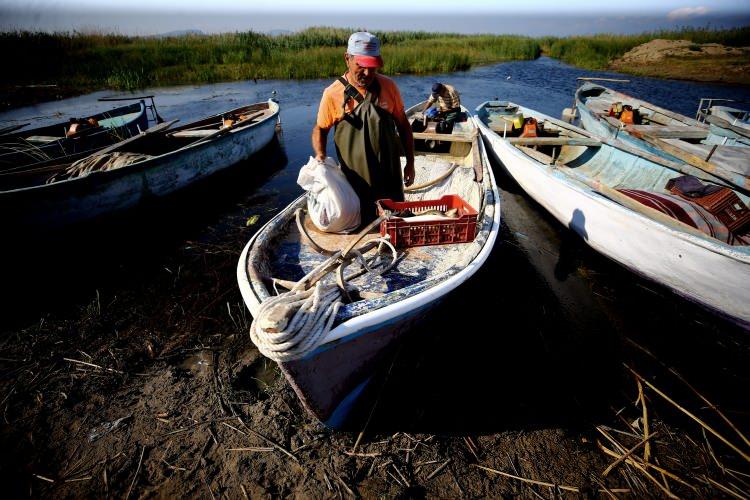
610, 39, 750, 85
1, 143, 749, 498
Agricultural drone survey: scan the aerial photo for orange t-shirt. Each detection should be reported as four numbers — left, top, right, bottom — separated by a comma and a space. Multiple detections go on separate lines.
316, 73, 405, 130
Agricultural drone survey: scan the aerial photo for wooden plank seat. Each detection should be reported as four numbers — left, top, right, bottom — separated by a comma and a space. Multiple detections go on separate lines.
412, 131, 476, 142
508, 136, 602, 147
624, 125, 708, 139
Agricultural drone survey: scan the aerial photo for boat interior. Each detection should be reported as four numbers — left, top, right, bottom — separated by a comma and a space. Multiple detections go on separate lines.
119, 102, 275, 157
1, 102, 146, 146
577, 85, 714, 144
248, 112, 492, 321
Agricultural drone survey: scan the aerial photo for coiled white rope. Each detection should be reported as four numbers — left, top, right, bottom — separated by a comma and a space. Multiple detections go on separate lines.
250, 280, 343, 362
250, 212, 398, 362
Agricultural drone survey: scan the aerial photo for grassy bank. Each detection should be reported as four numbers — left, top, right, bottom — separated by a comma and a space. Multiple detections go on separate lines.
2, 26, 747, 109
540, 26, 750, 70
1, 27, 539, 95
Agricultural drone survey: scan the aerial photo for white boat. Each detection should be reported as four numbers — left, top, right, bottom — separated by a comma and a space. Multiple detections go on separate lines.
696, 100, 750, 147
475, 100, 750, 327
236, 103, 500, 427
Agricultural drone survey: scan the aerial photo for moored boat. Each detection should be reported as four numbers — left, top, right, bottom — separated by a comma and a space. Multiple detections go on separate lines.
0, 100, 279, 231
476, 100, 750, 327
575, 83, 750, 193
236, 103, 500, 427
0, 100, 150, 170
695, 99, 750, 147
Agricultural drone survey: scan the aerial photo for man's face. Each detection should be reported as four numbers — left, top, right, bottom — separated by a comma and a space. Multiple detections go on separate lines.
345, 53, 377, 89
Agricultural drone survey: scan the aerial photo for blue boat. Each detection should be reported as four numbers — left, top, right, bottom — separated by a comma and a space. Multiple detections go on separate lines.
575, 83, 750, 194
0, 100, 150, 170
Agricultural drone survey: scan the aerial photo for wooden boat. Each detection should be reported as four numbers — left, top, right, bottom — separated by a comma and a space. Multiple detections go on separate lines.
0, 101, 150, 170
0, 100, 279, 231
575, 83, 750, 193
475, 100, 750, 327
695, 101, 750, 147
236, 103, 500, 427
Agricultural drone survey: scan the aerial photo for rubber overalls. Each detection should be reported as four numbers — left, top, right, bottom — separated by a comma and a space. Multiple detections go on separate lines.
333, 76, 404, 224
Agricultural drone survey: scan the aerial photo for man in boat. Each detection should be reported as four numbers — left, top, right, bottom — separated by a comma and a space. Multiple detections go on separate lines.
312, 31, 415, 223
422, 82, 462, 131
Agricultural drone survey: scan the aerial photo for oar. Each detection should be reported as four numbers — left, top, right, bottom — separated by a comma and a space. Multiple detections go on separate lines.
700, 114, 750, 140
632, 131, 750, 193
176, 111, 265, 150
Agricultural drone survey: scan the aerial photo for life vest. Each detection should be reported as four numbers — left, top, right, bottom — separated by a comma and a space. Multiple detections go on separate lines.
520, 117, 538, 138
620, 105, 635, 125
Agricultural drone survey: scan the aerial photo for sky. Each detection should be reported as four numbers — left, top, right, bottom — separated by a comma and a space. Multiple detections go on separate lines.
1, 1, 749, 35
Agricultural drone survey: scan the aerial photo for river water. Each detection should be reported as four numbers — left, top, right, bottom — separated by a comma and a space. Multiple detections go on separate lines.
1, 57, 749, 431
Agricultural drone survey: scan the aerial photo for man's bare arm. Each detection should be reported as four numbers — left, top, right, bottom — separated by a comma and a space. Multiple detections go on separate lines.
311, 125, 329, 161
393, 110, 415, 186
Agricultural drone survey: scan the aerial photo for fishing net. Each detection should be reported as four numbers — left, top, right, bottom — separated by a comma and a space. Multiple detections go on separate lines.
403, 155, 482, 211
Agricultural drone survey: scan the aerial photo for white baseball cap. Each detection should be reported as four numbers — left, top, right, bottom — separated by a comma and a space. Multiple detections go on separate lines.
347, 31, 383, 68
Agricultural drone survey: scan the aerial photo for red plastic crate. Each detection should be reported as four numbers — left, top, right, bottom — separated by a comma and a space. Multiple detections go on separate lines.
376, 195, 479, 248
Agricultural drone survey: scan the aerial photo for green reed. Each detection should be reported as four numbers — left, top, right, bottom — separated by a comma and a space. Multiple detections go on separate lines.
0, 28, 538, 92
2, 26, 745, 94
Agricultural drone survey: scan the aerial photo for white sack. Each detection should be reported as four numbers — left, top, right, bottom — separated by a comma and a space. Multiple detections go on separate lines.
297, 156, 360, 233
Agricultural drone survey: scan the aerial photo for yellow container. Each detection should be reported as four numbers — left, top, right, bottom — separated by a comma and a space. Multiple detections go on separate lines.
512, 113, 524, 130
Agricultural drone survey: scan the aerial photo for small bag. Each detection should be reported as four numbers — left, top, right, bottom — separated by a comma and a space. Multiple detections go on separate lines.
297, 156, 360, 233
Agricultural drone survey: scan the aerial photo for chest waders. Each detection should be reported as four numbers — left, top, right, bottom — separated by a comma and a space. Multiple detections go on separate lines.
333, 76, 404, 223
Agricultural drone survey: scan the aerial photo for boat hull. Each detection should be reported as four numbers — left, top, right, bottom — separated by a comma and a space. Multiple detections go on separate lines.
476, 112, 750, 328
281, 297, 440, 427
1, 103, 278, 231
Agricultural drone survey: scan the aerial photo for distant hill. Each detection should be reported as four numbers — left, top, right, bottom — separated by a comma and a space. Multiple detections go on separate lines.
154, 29, 294, 38
154, 29, 204, 38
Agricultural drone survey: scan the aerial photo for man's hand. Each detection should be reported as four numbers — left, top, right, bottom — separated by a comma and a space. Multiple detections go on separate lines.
311, 125, 329, 163
403, 160, 415, 187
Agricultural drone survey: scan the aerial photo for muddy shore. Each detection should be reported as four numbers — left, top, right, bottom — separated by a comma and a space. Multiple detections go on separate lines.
1, 132, 748, 497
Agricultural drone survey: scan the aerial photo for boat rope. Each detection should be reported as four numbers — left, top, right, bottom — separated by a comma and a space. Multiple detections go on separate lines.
404, 162, 459, 192
250, 210, 398, 362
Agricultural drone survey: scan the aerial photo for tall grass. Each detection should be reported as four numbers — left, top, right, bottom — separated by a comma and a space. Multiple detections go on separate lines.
2, 25, 745, 95
0, 28, 539, 92
541, 26, 750, 70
